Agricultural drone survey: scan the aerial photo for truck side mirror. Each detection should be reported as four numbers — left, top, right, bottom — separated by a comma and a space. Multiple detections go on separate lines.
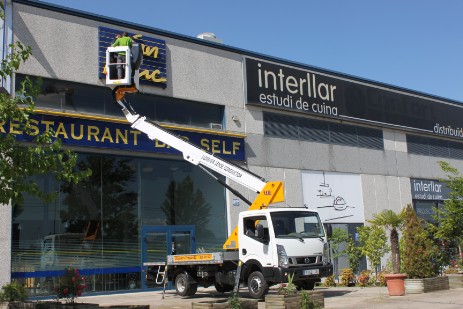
255, 224, 264, 239
324, 223, 333, 238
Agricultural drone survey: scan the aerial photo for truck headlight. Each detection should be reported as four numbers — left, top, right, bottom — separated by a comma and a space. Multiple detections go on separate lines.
277, 244, 289, 268
323, 242, 330, 265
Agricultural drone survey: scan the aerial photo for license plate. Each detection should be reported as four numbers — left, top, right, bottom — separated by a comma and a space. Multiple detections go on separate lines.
303, 269, 319, 276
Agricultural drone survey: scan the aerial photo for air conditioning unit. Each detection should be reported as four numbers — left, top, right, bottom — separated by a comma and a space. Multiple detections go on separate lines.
210, 123, 223, 130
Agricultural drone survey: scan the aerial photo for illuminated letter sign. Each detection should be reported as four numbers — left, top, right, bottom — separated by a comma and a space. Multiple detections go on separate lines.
98, 27, 167, 87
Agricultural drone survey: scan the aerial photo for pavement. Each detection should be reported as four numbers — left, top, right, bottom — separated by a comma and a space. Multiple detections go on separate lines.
79, 286, 463, 309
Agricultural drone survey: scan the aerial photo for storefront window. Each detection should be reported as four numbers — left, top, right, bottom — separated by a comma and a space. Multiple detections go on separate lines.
11, 153, 227, 296
413, 201, 438, 224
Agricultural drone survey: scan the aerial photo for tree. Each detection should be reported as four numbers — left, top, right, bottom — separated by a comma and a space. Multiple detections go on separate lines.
434, 161, 463, 259
357, 225, 388, 278
0, 3, 90, 206
368, 209, 406, 274
345, 236, 363, 274
402, 204, 437, 278
328, 228, 349, 280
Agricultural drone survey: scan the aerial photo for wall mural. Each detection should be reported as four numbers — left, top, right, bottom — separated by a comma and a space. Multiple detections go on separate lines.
302, 171, 364, 224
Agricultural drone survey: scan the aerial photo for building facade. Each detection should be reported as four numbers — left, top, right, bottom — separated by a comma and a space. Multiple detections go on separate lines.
1, 0, 462, 296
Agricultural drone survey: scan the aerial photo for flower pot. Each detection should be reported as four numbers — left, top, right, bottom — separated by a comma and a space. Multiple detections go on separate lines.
447, 274, 463, 289
384, 273, 407, 296
265, 291, 324, 309
191, 299, 258, 309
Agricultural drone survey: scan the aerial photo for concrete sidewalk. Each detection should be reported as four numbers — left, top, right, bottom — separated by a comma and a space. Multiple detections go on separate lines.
79, 286, 463, 309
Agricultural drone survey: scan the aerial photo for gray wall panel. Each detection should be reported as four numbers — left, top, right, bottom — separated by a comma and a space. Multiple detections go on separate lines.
0, 203, 12, 287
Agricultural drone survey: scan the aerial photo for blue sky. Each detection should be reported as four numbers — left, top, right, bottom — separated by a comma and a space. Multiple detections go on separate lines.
39, 0, 463, 102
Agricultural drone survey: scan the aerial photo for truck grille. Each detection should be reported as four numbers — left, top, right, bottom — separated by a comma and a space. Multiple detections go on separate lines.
290, 256, 319, 265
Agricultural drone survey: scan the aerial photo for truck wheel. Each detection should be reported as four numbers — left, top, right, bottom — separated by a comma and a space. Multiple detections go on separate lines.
175, 272, 197, 297
247, 271, 268, 299
214, 282, 233, 293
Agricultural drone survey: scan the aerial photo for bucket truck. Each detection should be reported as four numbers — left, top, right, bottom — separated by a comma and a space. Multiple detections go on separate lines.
105, 43, 333, 299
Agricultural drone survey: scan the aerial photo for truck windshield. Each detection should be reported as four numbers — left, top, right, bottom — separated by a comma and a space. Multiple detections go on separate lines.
270, 211, 324, 238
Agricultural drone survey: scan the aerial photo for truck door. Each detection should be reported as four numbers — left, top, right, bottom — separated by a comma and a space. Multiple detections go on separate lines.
141, 225, 195, 290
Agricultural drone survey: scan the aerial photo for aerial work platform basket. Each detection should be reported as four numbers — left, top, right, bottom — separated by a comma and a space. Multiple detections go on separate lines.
105, 43, 142, 87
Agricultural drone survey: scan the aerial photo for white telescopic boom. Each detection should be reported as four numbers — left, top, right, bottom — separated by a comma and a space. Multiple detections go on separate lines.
122, 108, 267, 194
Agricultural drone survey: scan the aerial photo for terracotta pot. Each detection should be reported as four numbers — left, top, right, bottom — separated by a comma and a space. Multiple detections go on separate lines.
384, 273, 407, 296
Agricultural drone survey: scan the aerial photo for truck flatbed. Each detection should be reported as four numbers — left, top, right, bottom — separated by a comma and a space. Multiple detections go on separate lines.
144, 251, 239, 267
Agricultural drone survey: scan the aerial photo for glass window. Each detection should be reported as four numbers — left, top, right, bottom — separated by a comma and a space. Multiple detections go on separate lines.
407, 134, 463, 160
12, 152, 227, 296
270, 211, 324, 238
263, 112, 383, 150
413, 200, 438, 224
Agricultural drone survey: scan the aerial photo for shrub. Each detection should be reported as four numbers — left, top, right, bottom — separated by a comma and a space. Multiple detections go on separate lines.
0, 282, 27, 302
340, 268, 356, 287
55, 267, 86, 303
402, 204, 438, 278
376, 271, 388, 286
300, 290, 322, 309
227, 294, 242, 309
356, 270, 370, 287
323, 275, 336, 287
277, 272, 297, 295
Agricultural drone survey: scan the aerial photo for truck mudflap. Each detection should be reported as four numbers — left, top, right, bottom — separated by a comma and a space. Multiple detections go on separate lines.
266, 264, 333, 283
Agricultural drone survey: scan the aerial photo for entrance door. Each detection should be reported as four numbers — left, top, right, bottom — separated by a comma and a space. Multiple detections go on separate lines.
141, 225, 195, 289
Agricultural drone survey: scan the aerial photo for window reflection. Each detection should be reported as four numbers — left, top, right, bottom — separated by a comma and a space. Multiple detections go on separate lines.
16, 74, 224, 129
12, 153, 226, 296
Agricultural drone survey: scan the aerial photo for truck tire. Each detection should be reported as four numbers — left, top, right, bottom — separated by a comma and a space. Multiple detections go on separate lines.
214, 282, 233, 293
175, 272, 198, 297
247, 271, 268, 299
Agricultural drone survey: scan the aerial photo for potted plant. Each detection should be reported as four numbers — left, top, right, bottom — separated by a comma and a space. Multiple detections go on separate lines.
368, 208, 407, 296
0, 282, 34, 309
264, 273, 324, 309
401, 204, 446, 294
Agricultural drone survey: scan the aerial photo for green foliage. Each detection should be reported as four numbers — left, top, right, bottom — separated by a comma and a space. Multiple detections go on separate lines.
55, 268, 86, 303
0, 282, 27, 302
368, 209, 405, 274
401, 204, 438, 278
300, 290, 322, 309
328, 228, 349, 278
345, 236, 362, 273
227, 294, 242, 309
0, 9, 91, 206
435, 162, 463, 250
345, 237, 363, 274
329, 228, 349, 260
357, 225, 388, 275
340, 268, 356, 287
277, 272, 297, 295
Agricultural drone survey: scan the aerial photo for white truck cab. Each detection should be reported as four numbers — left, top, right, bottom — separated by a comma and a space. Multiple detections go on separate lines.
238, 208, 332, 296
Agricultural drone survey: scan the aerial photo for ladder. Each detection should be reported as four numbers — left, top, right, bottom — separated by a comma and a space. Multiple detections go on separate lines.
155, 264, 167, 285
155, 264, 169, 299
